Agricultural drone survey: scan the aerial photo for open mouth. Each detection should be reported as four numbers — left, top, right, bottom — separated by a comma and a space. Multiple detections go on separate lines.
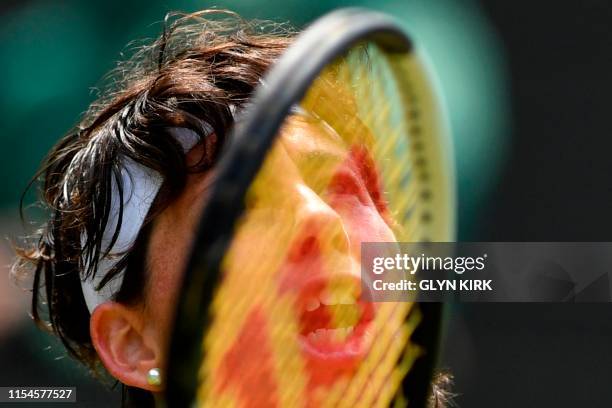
297, 276, 375, 367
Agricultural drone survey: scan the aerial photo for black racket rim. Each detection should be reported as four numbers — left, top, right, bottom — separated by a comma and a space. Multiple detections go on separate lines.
166, 8, 444, 407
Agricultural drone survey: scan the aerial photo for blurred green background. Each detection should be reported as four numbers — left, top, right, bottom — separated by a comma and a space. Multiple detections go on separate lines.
0, 0, 509, 405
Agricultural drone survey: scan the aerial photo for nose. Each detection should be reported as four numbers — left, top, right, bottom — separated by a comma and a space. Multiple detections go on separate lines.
276, 182, 356, 297
289, 183, 351, 260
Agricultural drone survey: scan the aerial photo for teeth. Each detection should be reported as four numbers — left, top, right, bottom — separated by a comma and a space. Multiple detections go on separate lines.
306, 326, 356, 343
305, 298, 320, 311
319, 289, 356, 306
333, 328, 346, 341
337, 293, 356, 305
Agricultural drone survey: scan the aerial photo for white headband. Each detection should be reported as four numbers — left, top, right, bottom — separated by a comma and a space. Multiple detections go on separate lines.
79, 126, 207, 312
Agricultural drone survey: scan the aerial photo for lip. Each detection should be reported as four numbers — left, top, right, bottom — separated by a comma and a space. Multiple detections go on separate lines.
296, 274, 376, 370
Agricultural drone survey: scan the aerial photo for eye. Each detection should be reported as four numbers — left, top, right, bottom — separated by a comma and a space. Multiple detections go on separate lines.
359, 158, 389, 216
326, 167, 371, 206
350, 146, 389, 216
324, 146, 389, 215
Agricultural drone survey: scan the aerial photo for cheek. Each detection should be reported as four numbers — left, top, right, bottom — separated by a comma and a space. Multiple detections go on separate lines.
145, 214, 196, 343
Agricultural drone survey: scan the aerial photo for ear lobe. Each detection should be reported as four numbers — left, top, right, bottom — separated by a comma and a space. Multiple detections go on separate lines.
90, 302, 162, 391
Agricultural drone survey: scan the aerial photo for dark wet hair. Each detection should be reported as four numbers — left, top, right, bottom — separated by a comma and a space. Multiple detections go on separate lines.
12, 9, 293, 405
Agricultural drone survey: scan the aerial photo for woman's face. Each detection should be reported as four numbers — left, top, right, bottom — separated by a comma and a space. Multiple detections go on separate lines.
143, 115, 406, 404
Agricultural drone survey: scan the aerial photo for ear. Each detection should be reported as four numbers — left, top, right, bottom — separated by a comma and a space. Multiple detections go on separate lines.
90, 302, 162, 391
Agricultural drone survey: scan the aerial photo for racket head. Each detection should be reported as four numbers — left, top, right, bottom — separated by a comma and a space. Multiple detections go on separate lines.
166, 8, 455, 407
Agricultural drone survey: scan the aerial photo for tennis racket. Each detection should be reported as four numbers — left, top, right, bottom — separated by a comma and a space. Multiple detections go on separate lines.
166, 8, 455, 407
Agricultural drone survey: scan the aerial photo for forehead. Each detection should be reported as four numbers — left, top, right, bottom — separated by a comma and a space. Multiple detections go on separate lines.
278, 114, 370, 164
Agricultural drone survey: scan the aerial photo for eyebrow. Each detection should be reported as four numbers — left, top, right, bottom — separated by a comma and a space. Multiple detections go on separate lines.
283, 130, 348, 162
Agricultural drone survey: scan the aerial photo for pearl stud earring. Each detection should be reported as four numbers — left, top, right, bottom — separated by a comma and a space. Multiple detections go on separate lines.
147, 368, 162, 387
